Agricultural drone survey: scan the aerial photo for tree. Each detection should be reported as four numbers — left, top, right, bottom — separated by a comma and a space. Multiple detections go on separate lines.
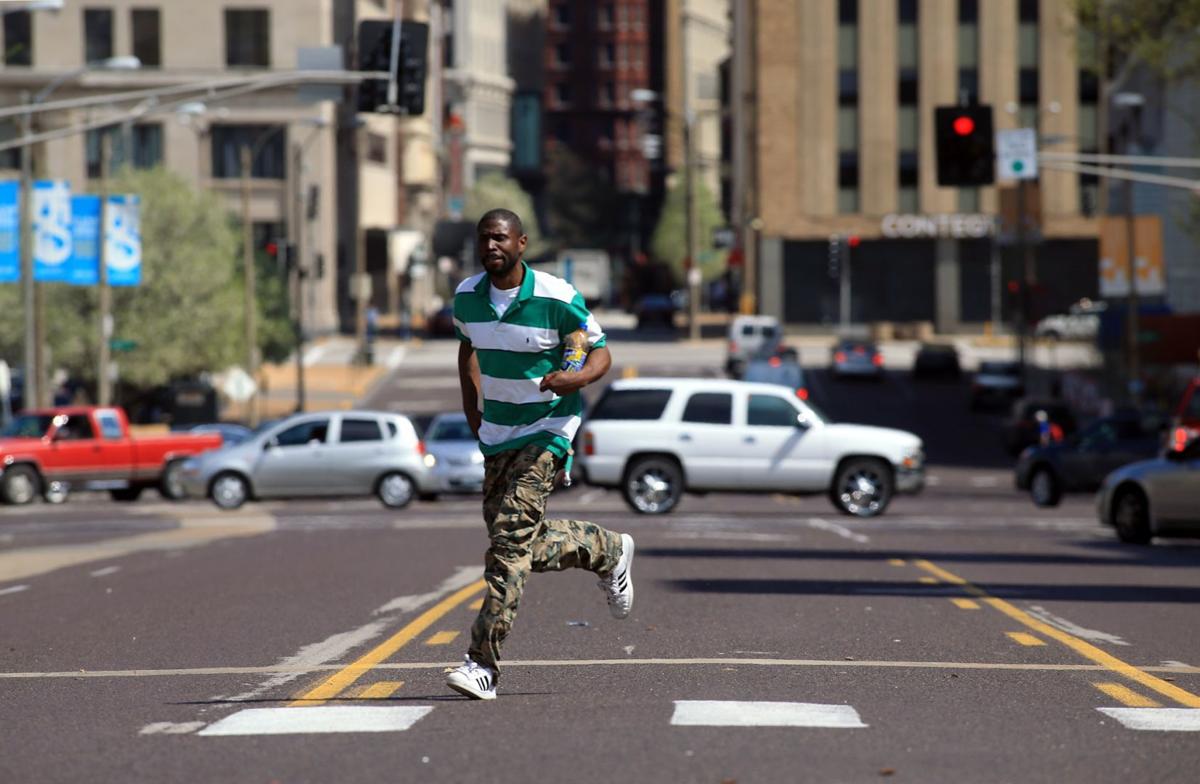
1074, 1, 1200, 83
649, 175, 728, 285
464, 172, 546, 256
0, 167, 249, 392
543, 143, 620, 249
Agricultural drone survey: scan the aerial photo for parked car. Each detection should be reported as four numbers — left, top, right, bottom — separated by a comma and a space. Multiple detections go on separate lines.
633, 294, 677, 330
1014, 410, 1166, 507
0, 406, 223, 505
1035, 298, 1107, 341
726, 315, 783, 378
577, 377, 924, 517
1003, 398, 1078, 456
180, 411, 434, 510
1096, 433, 1200, 544
970, 361, 1024, 410
184, 422, 254, 448
422, 412, 484, 497
742, 355, 810, 401
912, 342, 961, 379
830, 339, 883, 380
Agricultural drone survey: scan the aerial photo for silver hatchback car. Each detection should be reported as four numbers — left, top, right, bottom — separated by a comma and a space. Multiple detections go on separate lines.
180, 411, 433, 510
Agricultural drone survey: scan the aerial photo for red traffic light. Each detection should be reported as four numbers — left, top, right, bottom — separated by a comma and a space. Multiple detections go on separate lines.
952, 115, 975, 136
847, 235, 861, 248
265, 241, 278, 256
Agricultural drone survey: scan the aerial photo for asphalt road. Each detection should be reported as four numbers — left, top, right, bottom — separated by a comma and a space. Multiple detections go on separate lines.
3, 345, 1198, 783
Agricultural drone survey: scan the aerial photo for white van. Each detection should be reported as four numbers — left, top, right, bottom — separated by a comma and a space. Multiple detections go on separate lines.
726, 315, 783, 377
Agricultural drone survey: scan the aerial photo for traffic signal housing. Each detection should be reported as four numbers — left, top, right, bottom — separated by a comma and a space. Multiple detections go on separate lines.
935, 105, 995, 186
357, 19, 429, 115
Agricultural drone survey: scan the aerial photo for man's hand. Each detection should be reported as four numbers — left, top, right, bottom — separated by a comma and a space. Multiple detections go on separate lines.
539, 371, 588, 395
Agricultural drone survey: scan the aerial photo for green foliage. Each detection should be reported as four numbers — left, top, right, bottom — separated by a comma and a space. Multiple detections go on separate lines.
1073, 0, 1200, 81
0, 167, 251, 389
464, 172, 545, 257
543, 144, 621, 249
649, 175, 728, 285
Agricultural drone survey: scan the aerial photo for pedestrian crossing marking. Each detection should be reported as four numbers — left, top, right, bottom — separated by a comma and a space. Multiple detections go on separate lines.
1098, 708, 1200, 732
918, 576, 938, 584
424, 630, 460, 645
357, 681, 405, 700
1007, 632, 1045, 647
198, 706, 433, 736
670, 700, 867, 729
951, 598, 980, 610
1094, 682, 1161, 708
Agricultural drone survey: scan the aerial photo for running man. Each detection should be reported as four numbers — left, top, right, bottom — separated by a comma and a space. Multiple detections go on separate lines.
445, 208, 635, 701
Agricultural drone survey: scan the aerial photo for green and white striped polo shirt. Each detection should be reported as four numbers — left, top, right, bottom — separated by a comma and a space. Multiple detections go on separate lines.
453, 262, 606, 458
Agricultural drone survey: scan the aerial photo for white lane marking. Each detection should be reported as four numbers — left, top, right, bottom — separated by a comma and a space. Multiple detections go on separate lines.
90, 566, 121, 578
140, 722, 207, 735
1162, 660, 1191, 669
925, 474, 942, 486
1026, 606, 1129, 646
0, 584, 29, 596
198, 706, 433, 736
806, 517, 870, 544
671, 700, 867, 728
211, 566, 481, 704
969, 476, 1000, 487
661, 531, 800, 543
577, 489, 604, 504
385, 347, 407, 369
1098, 708, 1200, 732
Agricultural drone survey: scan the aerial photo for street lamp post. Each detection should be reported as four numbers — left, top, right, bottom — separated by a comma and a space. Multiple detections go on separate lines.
290, 119, 328, 412
1113, 92, 1145, 406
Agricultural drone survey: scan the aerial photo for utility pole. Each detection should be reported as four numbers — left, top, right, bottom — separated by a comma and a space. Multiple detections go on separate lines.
97, 134, 112, 406
682, 10, 699, 342
1015, 177, 1032, 385
354, 125, 368, 363
1124, 139, 1141, 407
18, 91, 37, 411
292, 140, 307, 413
240, 144, 259, 427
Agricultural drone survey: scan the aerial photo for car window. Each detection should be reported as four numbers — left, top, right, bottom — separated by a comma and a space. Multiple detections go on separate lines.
681, 392, 732, 425
386, 420, 399, 438
428, 419, 475, 440
54, 414, 95, 440
747, 394, 799, 427
980, 361, 1018, 375
1184, 387, 1200, 419
274, 419, 330, 447
0, 414, 53, 438
740, 324, 756, 337
96, 410, 123, 440
339, 418, 382, 443
1078, 422, 1117, 449
589, 389, 673, 421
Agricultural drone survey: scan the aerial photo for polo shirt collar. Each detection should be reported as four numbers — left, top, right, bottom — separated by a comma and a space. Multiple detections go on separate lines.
474, 261, 535, 315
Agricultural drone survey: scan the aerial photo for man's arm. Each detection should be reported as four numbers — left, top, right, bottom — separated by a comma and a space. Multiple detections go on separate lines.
538, 345, 612, 395
458, 340, 483, 438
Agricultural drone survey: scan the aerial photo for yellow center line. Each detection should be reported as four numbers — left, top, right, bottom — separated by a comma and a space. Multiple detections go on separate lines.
1093, 682, 1161, 708
289, 579, 485, 706
914, 559, 1200, 708
950, 598, 981, 610
1007, 632, 1046, 647
357, 681, 406, 700
424, 630, 461, 646
918, 576, 939, 584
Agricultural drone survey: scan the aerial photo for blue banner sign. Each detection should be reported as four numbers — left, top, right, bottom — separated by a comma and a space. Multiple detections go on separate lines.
0, 180, 18, 283
105, 194, 141, 287
66, 194, 101, 286
32, 179, 72, 282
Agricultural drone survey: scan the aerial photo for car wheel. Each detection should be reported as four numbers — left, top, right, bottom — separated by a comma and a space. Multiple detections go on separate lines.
1113, 487, 1152, 545
377, 471, 416, 509
1029, 467, 1061, 508
159, 460, 187, 501
622, 455, 683, 514
210, 472, 249, 510
830, 458, 894, 518
43, 480, 70, 504
110, 487, 144, 502
1, 465, 40, 505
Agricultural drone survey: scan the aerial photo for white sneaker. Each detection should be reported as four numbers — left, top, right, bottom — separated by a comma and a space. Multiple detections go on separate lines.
445, 656, 496, 700
599, 533, 635, 619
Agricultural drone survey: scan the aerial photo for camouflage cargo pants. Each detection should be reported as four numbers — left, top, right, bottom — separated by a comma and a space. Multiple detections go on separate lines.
468, 444, 624, 678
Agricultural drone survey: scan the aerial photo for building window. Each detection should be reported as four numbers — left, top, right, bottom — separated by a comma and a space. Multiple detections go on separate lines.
958, 69, 979, 104
3, 11, 32, 66
958, 188, 980, 212
839, 152, 859, 214
597, 4, 612, 30
366, 131, 387, 164
225, 9, 270, 68
555, 43, 570, 68
600, 82, 614, 106
131, 9, 161, 68
210, 125, 286, 178
86, 124, 163, 178
511, 92, 541, 172
898, 0, 918, 70
552, 2, 570, 28
899, 151, 919, 212
598, 43, 614, 68
555, 82, 571, 107
898, 0, 918, 208
84, 8, 114, 64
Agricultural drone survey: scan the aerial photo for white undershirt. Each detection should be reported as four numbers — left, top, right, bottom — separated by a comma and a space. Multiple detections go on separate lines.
490, 283, 520, 318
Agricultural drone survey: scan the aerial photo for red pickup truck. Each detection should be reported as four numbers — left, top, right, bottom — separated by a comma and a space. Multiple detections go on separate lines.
0, 406, 223, 504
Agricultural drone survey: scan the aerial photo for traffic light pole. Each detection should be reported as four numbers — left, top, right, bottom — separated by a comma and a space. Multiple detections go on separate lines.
840, 241, 851, 332
97, 135, 112, 406
1015, 178, 1030, 385
18, 91, 37, 411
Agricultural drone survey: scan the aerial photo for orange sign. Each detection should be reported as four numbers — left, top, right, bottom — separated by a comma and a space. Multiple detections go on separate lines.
1099, 215, 1164, 297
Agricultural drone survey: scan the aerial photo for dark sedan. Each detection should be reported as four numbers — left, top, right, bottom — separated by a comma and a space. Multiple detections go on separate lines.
913, 342, 961, 379
1015, 411, 1165, 506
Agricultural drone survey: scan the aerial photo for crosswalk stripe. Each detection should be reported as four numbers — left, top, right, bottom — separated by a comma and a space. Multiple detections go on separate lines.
198, 706, 433, 736
670, 700, 867, 729
1097, 708, 1200, 732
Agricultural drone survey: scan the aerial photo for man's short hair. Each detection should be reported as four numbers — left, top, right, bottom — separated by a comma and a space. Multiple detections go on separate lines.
477, 208, 524, 237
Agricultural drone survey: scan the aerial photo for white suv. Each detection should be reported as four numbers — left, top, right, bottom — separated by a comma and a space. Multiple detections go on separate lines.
577, 378, 924, 517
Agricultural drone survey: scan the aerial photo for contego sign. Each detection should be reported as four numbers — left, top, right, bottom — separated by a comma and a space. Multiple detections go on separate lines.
881, 214, 994, 239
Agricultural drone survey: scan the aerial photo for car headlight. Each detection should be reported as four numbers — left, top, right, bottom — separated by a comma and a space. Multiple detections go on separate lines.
900, 448, 924, 470
470, 452, 485, 464
423, 453, 437, 468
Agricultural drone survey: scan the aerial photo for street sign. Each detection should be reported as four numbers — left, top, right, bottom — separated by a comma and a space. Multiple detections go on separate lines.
0, 181, 18, 283
0, 360, 9, 396
222, 367, 257, 403
32, 179, 73, 281
996, 128, 1038, 181
109, 338, 137, 352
